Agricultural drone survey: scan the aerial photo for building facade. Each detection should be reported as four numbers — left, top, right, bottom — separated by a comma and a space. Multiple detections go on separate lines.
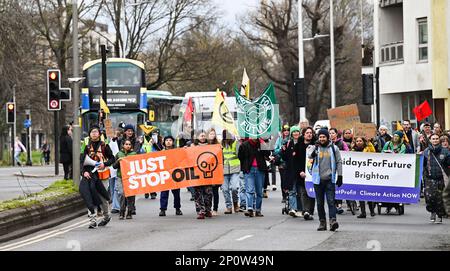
374, 0, 449, 131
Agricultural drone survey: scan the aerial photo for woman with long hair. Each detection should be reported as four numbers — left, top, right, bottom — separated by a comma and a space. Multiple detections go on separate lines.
207, 128, 221, 215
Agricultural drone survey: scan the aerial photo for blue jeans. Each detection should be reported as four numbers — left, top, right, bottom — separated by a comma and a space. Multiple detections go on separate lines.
14, 151, 22, 166
239, 172, 246, 208
160, 189, 181, 210
288, 180, 303, 211
245, 167, 264, 212
110, 177, 120, 211
222, 173, 240, 209
314, 180, 337, 220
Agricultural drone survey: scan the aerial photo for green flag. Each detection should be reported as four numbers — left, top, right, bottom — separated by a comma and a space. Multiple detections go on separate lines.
234, 82, 279, 139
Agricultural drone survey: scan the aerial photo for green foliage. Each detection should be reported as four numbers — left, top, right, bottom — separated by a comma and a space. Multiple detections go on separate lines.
0, 179, 78, 212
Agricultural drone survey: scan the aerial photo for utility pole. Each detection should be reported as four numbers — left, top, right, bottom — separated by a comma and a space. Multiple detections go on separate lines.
25, 109, 32, 166
100, 44, 108, 128
298, 0, 306, 121
330, 0, 336, 108
72, 0, 81, 186
12, 85, 16, 166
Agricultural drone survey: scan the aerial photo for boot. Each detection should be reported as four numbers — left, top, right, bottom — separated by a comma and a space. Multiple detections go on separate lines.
126, 210, 132, 219
150, 192, 157, 199
358, 202, 366, 218
175, 208, 183, 216
317, 219, 327, 231
233, 202, 239, 213
119, 210, 125, 220
98, 215, 111, 227
224, 208, 232, 214
369, 202, 376, 217
330, 218, 339, 231
159, 209, 166, 216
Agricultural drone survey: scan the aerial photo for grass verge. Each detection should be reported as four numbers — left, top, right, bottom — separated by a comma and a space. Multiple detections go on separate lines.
0, 179, 78, 212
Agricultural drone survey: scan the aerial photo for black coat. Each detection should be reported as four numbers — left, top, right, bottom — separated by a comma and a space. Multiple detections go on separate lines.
238, 140, 270, 173
281, 139, 310, 188
60, 135, 73, 164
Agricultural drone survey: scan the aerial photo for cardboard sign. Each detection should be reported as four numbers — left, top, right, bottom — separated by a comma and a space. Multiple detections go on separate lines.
327, 104, 360, 131
354, 123, 378, 139
120, 144, 224, 197
104, 119, 114, 138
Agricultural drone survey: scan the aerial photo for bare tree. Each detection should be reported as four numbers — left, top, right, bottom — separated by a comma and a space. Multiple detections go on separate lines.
240, 0, 372, 123
28, 0, 103, 126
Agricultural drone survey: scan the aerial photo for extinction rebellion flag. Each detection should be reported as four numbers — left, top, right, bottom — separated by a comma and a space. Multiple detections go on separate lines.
234, 82, 279, 139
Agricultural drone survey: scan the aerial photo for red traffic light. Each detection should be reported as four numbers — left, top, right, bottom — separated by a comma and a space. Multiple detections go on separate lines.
49, 72, 57, 80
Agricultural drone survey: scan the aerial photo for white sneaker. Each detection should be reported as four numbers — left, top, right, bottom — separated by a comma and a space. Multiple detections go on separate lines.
288, 209, 297, 217
295, 211, 303, 218
435, 216, 443, 224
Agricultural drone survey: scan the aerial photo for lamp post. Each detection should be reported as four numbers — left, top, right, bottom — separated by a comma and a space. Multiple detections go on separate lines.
72, 0, 81, 187
330, 0, 336, 108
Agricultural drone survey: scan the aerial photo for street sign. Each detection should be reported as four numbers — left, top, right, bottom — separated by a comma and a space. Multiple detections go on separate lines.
24, 119, 31, 128
49, 99, 59, 110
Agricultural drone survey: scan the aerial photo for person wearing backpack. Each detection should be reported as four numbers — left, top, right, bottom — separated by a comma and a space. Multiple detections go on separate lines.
307, 129, 343, 231
423, 133, 450, 224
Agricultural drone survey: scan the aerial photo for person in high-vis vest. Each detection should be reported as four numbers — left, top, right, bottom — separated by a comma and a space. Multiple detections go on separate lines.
221, 130, 241, 214
140, 123, 163, 200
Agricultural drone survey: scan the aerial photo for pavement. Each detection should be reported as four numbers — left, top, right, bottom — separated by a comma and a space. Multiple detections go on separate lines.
0, 165, 63, 201
0, 177, 449, 251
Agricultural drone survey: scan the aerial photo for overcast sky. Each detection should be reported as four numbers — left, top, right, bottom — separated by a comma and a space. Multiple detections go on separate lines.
213, 0, 259, 29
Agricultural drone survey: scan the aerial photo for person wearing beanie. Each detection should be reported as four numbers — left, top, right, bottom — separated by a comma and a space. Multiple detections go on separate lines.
281, 126, 304, 218
274, 125, 291, 203
381, 130, 407, 214
382, 130, 406, 154
221, 130, 242, 214
158, 135, 183, 217
79, 124, 115, 229
307, 128, 343, 231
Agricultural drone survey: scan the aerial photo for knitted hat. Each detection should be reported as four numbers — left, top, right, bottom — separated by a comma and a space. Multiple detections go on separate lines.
290, 125, 301, 134
124, 124, 135, 132
317, 128, 330, 139
393, 130, 404, 138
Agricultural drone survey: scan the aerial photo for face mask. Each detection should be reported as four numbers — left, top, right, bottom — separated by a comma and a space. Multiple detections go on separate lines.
152, 134, 158, 143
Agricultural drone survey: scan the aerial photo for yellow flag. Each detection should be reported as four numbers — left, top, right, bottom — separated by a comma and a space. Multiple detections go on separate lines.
241, 68, 250, 99
100, 97, 110, 114
212, 89, 238, 135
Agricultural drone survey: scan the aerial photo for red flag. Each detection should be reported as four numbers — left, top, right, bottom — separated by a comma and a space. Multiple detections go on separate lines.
412, 100, 432, 122
183, 97, 193, 122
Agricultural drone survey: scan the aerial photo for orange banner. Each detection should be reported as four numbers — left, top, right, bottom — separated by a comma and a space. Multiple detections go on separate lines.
120, 144, 224, 197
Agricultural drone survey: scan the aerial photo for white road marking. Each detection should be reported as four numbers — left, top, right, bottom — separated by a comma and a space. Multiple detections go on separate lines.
236, 235, 253, 241
0, 219, 90, 251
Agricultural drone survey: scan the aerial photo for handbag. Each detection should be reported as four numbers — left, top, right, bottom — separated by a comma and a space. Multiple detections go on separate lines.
431, 152, 449, 188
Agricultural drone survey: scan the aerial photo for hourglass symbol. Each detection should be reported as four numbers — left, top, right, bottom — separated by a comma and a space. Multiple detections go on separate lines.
197, 152, 218, 178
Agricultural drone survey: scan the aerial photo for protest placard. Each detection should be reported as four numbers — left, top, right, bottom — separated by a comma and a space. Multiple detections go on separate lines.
327, 104, 360, 131
120, 144, 224, 197
353, 123, 378, 139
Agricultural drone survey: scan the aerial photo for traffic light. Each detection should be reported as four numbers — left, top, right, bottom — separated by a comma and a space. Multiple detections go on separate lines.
362, 74, 374, 105
293, 78, 307, 107
6, 102, 15, 124
47, 69, 61, 110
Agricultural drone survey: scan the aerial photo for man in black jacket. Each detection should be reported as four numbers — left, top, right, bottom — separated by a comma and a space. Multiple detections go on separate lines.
238, 138, 271, 217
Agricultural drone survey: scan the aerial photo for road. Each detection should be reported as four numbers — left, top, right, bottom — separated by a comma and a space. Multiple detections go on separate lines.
0, 165, 63, 201
0, 177, 449, 251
